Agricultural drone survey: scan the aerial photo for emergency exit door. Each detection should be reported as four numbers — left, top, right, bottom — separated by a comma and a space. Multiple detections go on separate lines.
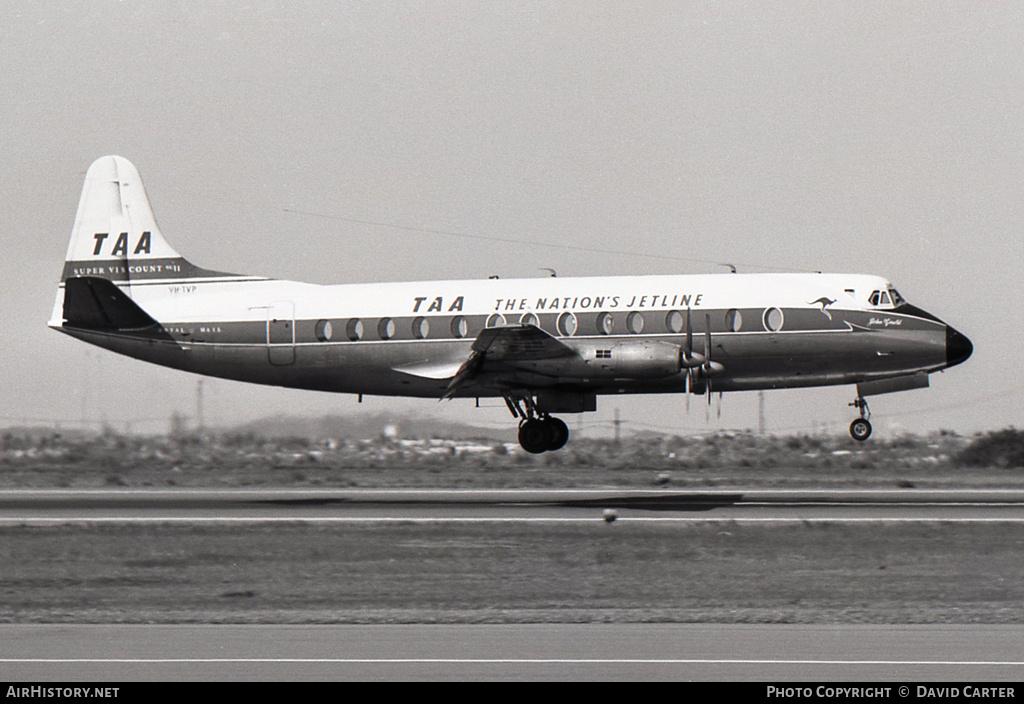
267, 301, 295, 366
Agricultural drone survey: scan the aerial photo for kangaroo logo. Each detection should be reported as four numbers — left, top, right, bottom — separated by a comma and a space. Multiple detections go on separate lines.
809, 297, 836, 320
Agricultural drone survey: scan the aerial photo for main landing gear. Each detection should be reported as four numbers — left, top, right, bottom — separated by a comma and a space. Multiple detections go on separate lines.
518, 416, 570, 454
505, 394, 570, 454
848, 395, 872, 442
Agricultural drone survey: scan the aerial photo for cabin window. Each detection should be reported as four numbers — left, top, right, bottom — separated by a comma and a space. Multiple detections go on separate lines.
412, 316, 429, 339
451, 316, 468, 338
520, 312, 539, 327
596, 312, 614, 335
665, 310, 684, 334
889, 288, 905, 306
486, 313, 506, 328
626, 311, 644, 334
377, 317, 395, 340
725, 309, 742, 332
595, 349, 612, 359
556, 312, 578, 337
345, 319, 364, 342
314, 319, 333, 342
762, 307, 784, 332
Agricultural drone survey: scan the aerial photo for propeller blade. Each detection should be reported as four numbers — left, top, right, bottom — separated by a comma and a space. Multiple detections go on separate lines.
685, 368, 691, 413
687, 307, 693, 358
681, 307, 704, 367
700, 311, 725, 377
705, 315, 713, 408
704, 312, 711, 361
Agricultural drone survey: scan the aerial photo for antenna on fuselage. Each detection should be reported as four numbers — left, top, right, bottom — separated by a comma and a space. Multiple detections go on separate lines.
539, 268, 557, 277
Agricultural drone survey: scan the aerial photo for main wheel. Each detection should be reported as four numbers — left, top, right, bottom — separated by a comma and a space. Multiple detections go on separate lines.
850, 417, 872, 442
518, 419, 550, 454
546, 417, 569, 451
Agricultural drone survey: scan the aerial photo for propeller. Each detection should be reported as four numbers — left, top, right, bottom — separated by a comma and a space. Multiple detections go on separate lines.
682, 310, 725, 416
701, 313, 725, 379
701, 312, 725, 409
681, 308, 705, 368
685, 362, 693, 413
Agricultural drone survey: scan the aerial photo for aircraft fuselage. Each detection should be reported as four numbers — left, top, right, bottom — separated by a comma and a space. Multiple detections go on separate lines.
49, 156, 973, 451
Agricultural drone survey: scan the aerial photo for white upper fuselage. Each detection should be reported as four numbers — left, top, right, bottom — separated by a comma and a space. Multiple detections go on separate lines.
84, 271, 897, 326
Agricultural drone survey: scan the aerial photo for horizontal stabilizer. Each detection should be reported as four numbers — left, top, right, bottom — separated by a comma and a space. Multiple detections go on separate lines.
62, 276, 161, 331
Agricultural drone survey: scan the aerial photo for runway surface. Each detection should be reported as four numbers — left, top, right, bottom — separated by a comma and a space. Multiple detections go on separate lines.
1, 623, 1023, 681
2, 488, 1024, 522
3, 488, 1023, 681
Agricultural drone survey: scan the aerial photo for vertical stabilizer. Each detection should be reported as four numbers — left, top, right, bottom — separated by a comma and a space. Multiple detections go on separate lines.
51, 156, 245, 330
59, 155, 233, 284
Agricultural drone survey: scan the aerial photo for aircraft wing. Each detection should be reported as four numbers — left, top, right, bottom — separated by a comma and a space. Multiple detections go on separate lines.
442, 324, 577, 399
392, 360, 467, 380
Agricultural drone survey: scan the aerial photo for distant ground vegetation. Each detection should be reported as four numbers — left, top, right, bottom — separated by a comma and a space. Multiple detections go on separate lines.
2, 425, 1022, 489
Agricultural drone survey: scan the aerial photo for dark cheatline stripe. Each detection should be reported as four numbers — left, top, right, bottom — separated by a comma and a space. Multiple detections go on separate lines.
61, 258, 242, 282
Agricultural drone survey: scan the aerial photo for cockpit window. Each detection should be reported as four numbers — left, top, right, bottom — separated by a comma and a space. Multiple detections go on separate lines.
869, 288, 902, 308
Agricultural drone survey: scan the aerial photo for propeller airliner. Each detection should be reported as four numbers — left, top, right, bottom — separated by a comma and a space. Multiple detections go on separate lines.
50, 156, 973, 452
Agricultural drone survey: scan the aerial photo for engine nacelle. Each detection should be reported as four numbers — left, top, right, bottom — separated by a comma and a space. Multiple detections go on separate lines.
578, 340, 682, 379
502, 340, 683, 380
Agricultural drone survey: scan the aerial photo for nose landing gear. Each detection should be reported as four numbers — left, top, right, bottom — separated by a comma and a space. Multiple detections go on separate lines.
848, 396, 872, 441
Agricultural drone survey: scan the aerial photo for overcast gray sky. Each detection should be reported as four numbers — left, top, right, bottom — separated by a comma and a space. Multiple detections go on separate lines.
2, 1, 1020, 438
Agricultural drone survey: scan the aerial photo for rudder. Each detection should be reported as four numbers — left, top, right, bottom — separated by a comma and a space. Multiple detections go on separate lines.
59, 155, 231, 284
50, 156, 243, 330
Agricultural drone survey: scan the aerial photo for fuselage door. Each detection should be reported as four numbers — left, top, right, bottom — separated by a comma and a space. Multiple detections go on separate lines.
267, 301, 295, 366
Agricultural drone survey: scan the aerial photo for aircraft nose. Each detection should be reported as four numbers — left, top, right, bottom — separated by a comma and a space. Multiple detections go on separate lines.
946, 326, 973, 368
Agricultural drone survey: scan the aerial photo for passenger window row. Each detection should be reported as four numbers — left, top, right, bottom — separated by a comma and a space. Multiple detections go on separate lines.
312, 307, 784, 342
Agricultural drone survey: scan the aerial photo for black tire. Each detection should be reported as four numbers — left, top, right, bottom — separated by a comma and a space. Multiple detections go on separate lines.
546, 417, 570, 451
518, 419, 550, 454
850, 418, 872, 442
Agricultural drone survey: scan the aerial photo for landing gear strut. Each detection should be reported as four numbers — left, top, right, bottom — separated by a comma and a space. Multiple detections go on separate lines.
848, 396, 872, 441
506, 394, 570, 453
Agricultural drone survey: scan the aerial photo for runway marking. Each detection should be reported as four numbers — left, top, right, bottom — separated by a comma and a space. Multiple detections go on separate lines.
2, 658, 1023, 666
4, 517, 1024, 525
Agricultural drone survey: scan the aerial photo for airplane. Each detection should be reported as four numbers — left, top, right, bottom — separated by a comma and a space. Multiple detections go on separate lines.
49, 156, 973, 452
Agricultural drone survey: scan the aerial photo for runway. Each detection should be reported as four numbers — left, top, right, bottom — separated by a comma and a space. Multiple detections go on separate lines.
1, 623, 1023, 681
2, 488, 1024, 522
3, 488, 1023, 682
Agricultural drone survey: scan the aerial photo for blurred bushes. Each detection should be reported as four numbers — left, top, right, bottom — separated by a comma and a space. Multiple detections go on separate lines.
0, 425, 995, 488
958, 428, 1024, 468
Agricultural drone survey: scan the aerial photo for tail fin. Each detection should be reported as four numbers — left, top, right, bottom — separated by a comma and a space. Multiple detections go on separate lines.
50, 156, 245, 330
59, 155, 231, 284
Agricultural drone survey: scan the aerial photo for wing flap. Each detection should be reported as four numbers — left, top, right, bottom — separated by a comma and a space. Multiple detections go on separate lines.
392, 360, 467, 380
470, 324, 576, 360
443, 325, 577, 398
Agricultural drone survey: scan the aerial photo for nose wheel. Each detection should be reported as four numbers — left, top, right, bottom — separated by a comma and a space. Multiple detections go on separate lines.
848, 396, 872, 441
